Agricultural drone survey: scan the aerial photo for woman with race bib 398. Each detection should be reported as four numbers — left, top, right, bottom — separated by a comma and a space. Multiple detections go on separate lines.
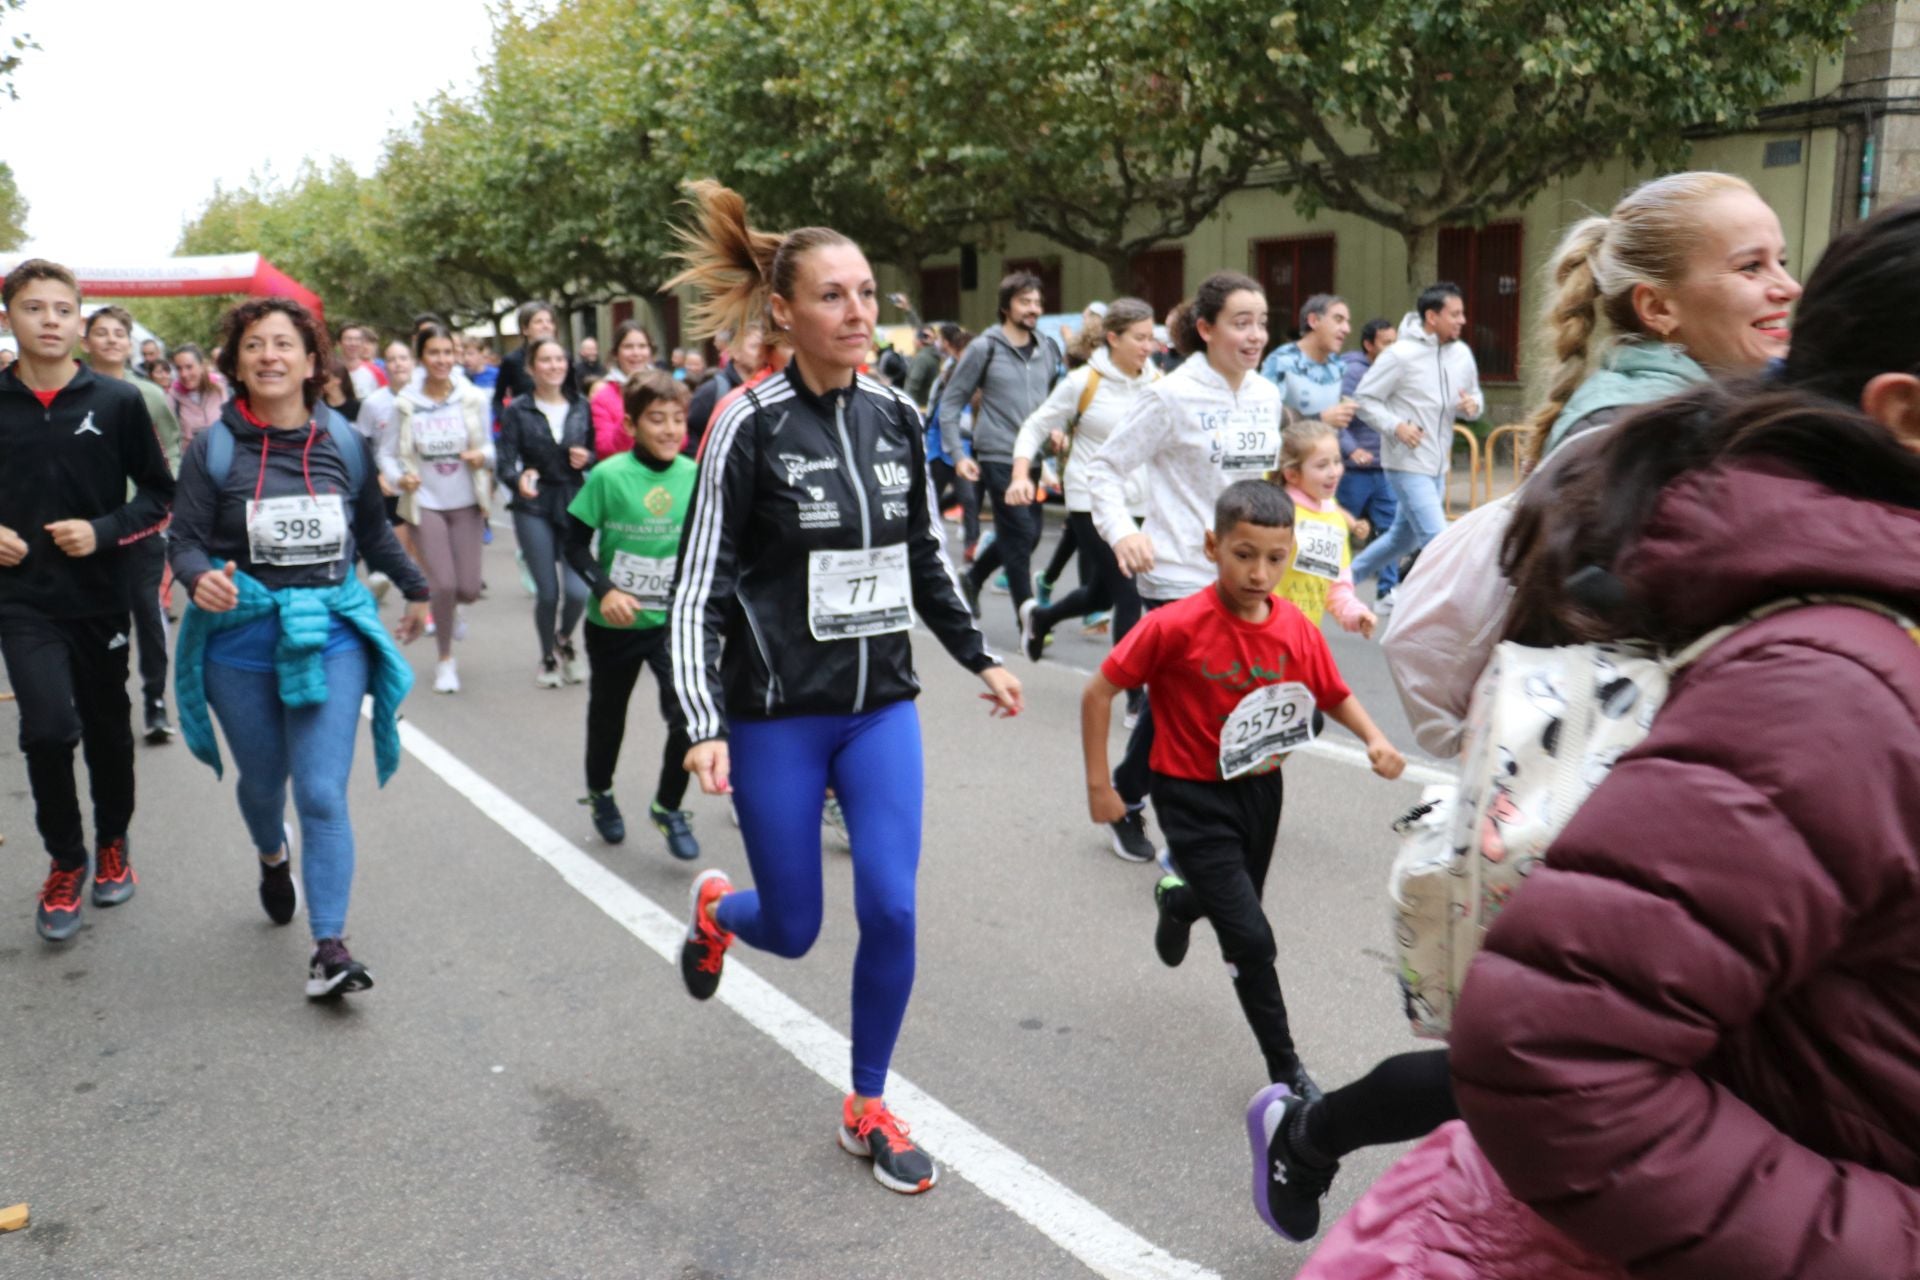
666, 181, 1021, 1196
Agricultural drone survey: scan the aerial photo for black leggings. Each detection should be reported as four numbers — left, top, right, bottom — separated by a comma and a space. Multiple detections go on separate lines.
583, 623, 690, 809
930, 457, 980, 549
1306, 1049, 1459, 1159
1040, 518, 1079, 584
1031, 512, 1143, 645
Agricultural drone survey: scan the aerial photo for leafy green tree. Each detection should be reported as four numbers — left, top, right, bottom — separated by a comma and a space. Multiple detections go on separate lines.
1201, 0, 1870, 282
0, 160, 27, 248
1, 0, 36, 105
768, 0, 1269, 295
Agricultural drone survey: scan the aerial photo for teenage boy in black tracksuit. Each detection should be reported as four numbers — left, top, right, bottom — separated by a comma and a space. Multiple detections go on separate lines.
0, 260, 175, 941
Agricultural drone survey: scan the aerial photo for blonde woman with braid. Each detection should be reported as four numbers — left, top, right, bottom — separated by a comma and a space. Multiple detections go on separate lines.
1250, 172, 1803, 1245
1380, 172, 1801, 758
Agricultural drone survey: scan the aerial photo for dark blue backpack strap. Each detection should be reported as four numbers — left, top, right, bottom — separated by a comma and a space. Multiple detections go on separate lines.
318, 406, 368, 492
205, 420, 235, 488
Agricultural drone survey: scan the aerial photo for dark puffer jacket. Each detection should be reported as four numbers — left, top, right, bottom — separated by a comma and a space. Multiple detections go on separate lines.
1451, 458, 1920, 1279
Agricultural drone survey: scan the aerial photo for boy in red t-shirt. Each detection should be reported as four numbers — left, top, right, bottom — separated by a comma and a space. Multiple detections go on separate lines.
1082, 479, 1404, 1104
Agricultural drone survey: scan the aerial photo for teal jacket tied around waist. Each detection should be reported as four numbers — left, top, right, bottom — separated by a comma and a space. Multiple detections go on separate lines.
175, 566, 414, 785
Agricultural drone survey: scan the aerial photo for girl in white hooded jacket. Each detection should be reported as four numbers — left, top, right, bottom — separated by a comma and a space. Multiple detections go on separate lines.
1007, 297, 1159, 659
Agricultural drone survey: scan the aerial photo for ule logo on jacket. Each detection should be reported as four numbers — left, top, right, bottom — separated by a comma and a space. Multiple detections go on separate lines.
74, 411, 101, 437
873, 461, 912, 491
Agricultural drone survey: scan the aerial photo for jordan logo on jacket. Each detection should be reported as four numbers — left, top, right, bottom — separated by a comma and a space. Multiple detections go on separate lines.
74, 411, 101, 437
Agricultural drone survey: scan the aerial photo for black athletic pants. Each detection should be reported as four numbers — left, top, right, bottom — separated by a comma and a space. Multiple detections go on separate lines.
1031, 512, 1143, 646
1040, 516, 1079, 585
1150, 769, 1299, 1082
0, 610, 136, 870
129, 534, 169, 711
930, 457, 980, 550
967, 459, 1039, 616
584, 622, 690, 810
1113, 596, 1175, 805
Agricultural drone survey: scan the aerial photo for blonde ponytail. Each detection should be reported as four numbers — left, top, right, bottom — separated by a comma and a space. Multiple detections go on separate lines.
1521, 216, 1609, 463
666, 180, 782, 344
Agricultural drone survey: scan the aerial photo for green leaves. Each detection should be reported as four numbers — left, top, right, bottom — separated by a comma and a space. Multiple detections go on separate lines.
0, 160, 25, 250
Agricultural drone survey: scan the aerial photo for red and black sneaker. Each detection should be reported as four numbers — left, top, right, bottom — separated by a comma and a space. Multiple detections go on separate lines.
679, 869, 735, 1000
92, 836, 137, 907
838, 1095, 939, 1194
36, 861, 86, 941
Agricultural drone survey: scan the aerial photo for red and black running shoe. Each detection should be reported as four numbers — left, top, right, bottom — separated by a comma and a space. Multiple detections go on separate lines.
680, 869, 734, 1000
36, 861, 86, 941
838, 1095, 939, 1194
92, 837, 137, 908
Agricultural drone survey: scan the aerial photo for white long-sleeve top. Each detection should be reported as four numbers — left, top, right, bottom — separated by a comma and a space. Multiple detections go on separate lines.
1083, 355, 1283, 602
1011, 347, 1154, 515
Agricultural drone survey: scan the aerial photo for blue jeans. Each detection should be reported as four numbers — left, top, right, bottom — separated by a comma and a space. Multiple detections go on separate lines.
720, 700, 923, 1098
1336, 469, 1401, 592
204, 642, 369, 942
1350, 470, 1446, 590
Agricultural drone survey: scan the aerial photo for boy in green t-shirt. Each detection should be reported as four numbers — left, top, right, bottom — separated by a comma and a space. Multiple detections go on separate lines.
564, 370, 700, 859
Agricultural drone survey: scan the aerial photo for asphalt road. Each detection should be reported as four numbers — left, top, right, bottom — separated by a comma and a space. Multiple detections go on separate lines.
0, 517, 1450, 1280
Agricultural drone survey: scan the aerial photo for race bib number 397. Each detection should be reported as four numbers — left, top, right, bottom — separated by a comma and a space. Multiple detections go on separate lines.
1219, 681, 1318, 779
246, 493, 347, 568
1215, 408, 1281, 475
808, 545, 912, 641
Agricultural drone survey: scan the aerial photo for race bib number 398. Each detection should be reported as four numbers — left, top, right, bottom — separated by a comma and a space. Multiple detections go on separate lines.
246, 493, 347, 568
1219, 681, 1318, 779
808, 545, 912, 641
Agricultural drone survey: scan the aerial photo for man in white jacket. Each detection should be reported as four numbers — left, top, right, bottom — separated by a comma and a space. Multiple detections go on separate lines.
1349, 284, 1481, 598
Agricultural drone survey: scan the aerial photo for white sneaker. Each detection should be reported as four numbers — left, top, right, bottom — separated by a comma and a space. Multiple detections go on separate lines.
558, 640, 585, 685
434, 659, 460, 694
454, 604, 469, 642
536, 656, 564, 689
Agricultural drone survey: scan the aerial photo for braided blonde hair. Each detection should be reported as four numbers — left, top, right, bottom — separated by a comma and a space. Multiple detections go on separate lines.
1522, 172, 1756, 463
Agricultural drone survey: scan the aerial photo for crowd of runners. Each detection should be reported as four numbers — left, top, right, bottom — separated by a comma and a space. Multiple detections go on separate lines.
4, 167, 1919, 1272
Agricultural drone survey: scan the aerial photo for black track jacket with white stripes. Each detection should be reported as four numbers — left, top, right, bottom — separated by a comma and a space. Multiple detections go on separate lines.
669, 365, 997, 743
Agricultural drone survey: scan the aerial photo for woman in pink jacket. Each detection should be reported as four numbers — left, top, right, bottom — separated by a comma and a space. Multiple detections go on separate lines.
590, 320, 656, 460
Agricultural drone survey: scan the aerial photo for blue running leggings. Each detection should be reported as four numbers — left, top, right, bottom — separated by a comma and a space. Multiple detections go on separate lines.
718, 700, 924, 1099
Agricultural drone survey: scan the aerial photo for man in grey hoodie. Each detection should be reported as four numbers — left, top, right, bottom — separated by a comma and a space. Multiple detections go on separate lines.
1349, 283, 1481, 599
939, 271, 1061, 619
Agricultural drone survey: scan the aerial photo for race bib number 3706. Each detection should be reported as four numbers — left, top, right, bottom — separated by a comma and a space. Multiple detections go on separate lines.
1219, 681, 1318, 779
808, 545, 912, 641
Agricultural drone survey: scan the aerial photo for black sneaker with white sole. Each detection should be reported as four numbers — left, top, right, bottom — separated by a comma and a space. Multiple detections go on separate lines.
1153, 874, 1191, 967
1018, 598, 1045, 663
306, 937, 373, 1000
839, 1095, 939, 1194
1246, 1083, 1338, 1242
1108, 809, 1155, 862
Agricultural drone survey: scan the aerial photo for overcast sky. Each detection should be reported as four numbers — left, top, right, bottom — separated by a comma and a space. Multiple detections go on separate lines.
6, 0, 523, 263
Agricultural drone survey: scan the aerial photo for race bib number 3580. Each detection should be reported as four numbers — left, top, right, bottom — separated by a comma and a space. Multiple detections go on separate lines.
808, 545, 912, 641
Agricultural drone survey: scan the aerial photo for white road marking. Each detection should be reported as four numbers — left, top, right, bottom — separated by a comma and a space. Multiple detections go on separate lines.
390, 716, 1221, 1280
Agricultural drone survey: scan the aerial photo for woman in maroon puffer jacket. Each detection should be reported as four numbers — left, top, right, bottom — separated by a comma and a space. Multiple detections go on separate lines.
1450, 199, 1920, 1278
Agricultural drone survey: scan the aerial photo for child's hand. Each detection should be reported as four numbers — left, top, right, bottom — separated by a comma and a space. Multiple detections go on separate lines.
1352, 517, 1371, 542
1355, 610, 1377, 640
1368, 738, 1406, 781
600, 589, 639, 627
1087, 782, 1127, 826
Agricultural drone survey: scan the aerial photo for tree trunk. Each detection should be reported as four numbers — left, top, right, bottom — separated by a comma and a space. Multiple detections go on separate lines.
1103, 251, 1135, 299
1403, 224, 1441, 289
